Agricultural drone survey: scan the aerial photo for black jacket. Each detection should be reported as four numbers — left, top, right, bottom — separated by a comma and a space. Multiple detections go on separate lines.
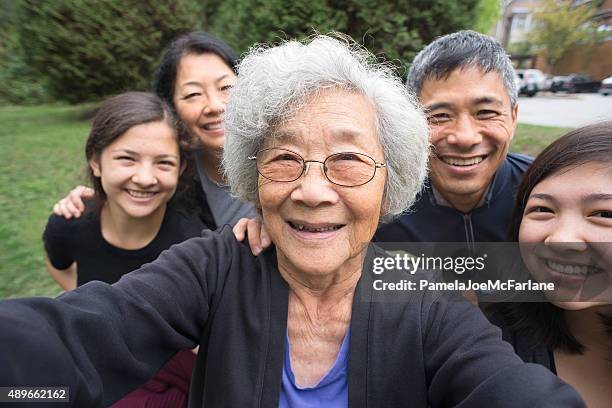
0, 227, 582, 407
375, 153, 533, 243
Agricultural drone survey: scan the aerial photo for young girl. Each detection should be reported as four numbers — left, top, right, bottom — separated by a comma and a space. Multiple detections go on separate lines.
43, 91, 202, 407
53, 32, 260, 232
488, 121, 612, 408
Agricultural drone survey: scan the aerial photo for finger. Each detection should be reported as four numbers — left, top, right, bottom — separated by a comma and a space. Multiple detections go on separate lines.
81, 186, 95, 199
69, 187, 88, 213
53, 203, 62, 216
232, 218, 248, 242
247, 219, 262, 255
65, 199, 82, 218
58, 200, 73, 219
260, 223, 271, 249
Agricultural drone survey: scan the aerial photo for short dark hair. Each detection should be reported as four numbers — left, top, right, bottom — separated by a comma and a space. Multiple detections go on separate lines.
407, 30, 517, 110
489, 121, 612, 354
85, 91, 189, 210
153, 31, 238, 110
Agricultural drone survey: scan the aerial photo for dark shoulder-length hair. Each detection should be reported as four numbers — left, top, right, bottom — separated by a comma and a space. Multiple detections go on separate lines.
152, 31, 238, 110
489, 120, 612, 354
85, 91, 191, 212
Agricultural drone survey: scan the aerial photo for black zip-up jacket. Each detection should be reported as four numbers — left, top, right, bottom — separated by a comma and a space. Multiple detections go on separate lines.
0, 227, 583, 407
375, 153, 533, 244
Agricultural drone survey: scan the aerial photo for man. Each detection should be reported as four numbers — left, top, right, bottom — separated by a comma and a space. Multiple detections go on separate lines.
375, 30, 531, 243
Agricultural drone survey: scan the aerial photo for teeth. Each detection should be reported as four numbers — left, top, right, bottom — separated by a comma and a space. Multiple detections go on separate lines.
442, 156, 484, 166
127, 190, 156, 198
291, 223, 341, 233
546, 260, 597, 276
203, 123, 223, 130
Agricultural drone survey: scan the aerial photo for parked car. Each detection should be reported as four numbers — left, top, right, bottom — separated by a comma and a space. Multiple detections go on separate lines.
599, 74, 612, 96
550, 74, 602, 93
516, 69, 548, 97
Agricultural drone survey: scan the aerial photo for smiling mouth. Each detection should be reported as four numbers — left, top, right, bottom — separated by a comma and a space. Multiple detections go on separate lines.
126, 189, 158, 199
201, 121, 224, 131
439, 155, 487, 166
545, 259, 603, 276
288, 221, 345, 233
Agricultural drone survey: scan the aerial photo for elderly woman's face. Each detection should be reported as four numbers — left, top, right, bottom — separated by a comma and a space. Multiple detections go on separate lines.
258, 89, 386, 276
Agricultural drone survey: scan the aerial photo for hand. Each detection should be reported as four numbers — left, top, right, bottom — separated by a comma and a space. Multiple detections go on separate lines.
232, 218, 271, 256
52, 185, 95, 219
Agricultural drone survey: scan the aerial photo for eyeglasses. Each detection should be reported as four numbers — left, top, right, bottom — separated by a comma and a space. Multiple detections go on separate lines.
248, 148, 386, 187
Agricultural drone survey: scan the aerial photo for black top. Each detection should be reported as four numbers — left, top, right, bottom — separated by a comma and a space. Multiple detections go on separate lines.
43, 203, 205, 286
375, 153, 533, 243
1, 228, 583, 407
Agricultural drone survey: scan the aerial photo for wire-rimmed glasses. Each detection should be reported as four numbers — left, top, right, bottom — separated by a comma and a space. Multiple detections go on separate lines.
248, 148, 386, 187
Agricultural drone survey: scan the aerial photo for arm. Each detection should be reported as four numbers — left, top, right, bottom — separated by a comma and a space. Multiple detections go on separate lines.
45, 256, 77, 291
1, 228, 235, 407
423, 295, 585, 407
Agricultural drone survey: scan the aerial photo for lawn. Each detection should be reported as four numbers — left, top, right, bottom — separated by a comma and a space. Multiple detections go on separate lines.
0, 104, 571, 298
0, 104, 94, 298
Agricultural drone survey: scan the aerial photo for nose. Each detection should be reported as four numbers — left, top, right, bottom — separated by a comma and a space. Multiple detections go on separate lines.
446, 115, 482, 149
290, 161, 340, 207
544, 216, 588, 252
202, 91, 226, 115
131, 164, 158, 187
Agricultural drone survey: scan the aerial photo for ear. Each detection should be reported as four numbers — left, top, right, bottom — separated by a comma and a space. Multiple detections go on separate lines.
510, 103, 519, 140
179, 160, 187, 176
89, 158, 101, 177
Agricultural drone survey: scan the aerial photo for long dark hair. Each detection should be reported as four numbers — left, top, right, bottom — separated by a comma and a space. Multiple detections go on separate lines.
85, 91, 190, 212
152, 31, 237, 111
490, 121, 612, 354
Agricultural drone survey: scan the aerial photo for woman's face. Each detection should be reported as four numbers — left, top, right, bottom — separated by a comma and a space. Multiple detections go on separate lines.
258, 89, 387, 278
173, 52, 236, 152
90, 121, 182, 220
519, 162, 612, 309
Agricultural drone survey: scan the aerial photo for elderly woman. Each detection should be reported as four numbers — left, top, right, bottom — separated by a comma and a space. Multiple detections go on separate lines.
0, 36, 582, 407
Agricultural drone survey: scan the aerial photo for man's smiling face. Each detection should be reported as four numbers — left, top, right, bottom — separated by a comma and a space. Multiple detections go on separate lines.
421, 66, 518, 213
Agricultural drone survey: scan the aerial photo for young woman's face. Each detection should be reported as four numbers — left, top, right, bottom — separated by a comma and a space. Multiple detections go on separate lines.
172, 52, 236, 153
89, 120, 182, 220
519, 162, 612, 309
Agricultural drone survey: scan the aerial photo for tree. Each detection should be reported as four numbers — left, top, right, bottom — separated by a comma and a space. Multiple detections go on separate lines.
473, 0, 500, 34
207, 0, 483, 78
16, 0, 203, 103
528, 0, 600, 72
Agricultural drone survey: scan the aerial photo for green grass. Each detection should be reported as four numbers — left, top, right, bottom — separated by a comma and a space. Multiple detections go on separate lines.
0, 105, 572, 298
511, 123, 571, 157
0, 104, 94, 298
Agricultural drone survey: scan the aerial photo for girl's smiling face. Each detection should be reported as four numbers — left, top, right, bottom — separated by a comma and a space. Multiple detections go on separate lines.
519, 162, 612, 309
90, 120, 182, 220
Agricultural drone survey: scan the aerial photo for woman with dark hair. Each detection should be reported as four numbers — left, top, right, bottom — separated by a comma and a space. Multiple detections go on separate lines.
488, 121, 612, 408
43, 91, 204, 407
53, 32, 266, 247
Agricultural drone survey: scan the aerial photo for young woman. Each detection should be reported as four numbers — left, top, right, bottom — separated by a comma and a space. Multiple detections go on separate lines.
488, 121, 612, 408
53, 32, 264, 242
43, 91, 202, 407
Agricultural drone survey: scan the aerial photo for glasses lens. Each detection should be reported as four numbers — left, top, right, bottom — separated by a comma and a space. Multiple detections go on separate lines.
326, 153, 376, 186
257, 149, 303, 182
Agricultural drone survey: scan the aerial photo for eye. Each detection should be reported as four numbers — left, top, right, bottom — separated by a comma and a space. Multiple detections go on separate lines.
525, 205, 554, 215
591, 210, 612, 219
220, 84, 233, 92
183, 92, 201, 100
158, 160, 176, 168
273, 153, 301, 162
116, 156, 135, 162
335, 153, 362, 161
427, 113, 451, 125
476, 110, 499, 119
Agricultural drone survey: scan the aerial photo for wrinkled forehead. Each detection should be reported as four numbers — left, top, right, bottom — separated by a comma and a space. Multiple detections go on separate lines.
263, 88, 381, 152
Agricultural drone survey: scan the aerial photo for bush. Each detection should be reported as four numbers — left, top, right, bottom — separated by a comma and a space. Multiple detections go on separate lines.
16, 0, 203, 103
209, 0, 483, 77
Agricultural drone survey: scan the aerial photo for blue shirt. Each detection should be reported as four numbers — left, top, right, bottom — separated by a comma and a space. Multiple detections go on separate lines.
279, 328, 350, 407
